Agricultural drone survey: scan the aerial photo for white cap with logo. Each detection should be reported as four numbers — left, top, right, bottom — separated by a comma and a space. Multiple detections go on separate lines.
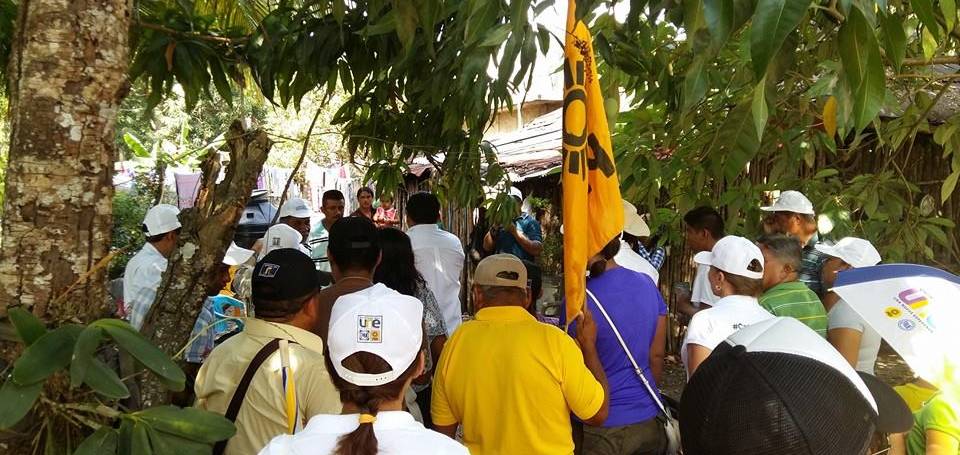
260, 223, 310, 258
279, 197, 312, 219
143, 204, 182, 237
815, 237, 881, 268
328, 284, 424, 386
760, 190, 815, 215
694, 235, 764, 280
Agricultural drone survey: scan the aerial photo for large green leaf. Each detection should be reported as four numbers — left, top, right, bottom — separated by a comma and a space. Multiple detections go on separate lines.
8, 308, 46, 346
134, 406, 236, 443
752, 78, 768, 138
131, 422, 153, 455
942, 0, 957, 31
749, 0, 809, 80
911, 0, 940, 40
73, 427, 119, 455
703, 0, 756, 52
145, 426, 211, 455
70, 326, 104, 388
0, 378, 43, 429
943, 170, 960, 202
880, 14, 907, 72
710, 102, 760, 180
122, 133, 151, 158
84, 358, 130, 400
682, 57, 709, 112
12, 324, 82, 385
838, 6, 886, 133
95, 320, 185, 392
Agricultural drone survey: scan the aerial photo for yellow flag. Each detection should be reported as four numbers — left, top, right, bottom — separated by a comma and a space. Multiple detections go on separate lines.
562, 0, 624, 325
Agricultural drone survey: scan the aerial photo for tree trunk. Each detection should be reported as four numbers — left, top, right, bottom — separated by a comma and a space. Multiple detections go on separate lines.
139, 120, 272, 407
0, 0, 130, 321
0, 0, 130, 451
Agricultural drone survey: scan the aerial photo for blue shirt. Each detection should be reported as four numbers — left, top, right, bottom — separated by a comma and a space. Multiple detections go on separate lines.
494, 213, 543, 261
571, 266, 667, 427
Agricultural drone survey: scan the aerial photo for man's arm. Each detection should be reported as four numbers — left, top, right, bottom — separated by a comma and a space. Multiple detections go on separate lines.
828, 328, 863, 370
507, 224, 543, 256
649, 315, 667, 384
572, 306, 609, 426
482, 230, 496, 254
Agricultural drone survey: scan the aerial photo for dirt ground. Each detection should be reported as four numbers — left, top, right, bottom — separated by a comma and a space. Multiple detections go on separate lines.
658, 343, 915, 401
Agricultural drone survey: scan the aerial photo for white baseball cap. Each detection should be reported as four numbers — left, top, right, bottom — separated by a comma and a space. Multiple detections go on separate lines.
143, 204, 181, 237
622, 200, 651, 237
223, 242, 255, 266
328, 284, 424, 386
278, 197, 312, 219
694, 235, 764, 279
760, 190, 815, 215
815, 237, 881, 268
509, 187, 523, 200
261, 224, 304, 257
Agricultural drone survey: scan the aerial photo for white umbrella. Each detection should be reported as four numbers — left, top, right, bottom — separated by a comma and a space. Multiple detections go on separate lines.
832, 264, 960, 393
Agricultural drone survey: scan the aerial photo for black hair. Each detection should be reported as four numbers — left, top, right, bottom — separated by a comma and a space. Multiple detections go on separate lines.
372, 228, 426, 297
588, 236, 621, 277
322, 190, 345, 206
328, 216, 380, 272
684, 206, 725, 239
143, 226, 181, 243
357, 187, 374, 199
406, 192, 441, 224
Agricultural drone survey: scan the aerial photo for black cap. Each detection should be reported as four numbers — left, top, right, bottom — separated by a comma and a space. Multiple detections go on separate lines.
253, 249, 319, 303
680, 342, 913, 455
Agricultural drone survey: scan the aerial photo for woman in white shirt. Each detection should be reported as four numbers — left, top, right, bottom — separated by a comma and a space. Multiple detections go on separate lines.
259, 286, 468, 455
681, 236, 774, 377
817, 237, 883, 374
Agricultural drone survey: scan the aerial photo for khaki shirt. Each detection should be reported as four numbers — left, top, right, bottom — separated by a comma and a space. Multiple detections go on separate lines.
195, 318, 341, 455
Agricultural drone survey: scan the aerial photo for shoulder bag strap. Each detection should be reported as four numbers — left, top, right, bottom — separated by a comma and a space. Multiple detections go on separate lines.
212, 338, 283, 455
584, 288, 669, 417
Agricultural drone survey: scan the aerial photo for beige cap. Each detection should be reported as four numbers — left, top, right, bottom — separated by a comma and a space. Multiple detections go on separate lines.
474, 254, 527, 290
622, 200, 651, 237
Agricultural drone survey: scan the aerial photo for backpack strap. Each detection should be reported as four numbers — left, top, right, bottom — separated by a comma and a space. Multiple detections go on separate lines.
212, 338, 282, 455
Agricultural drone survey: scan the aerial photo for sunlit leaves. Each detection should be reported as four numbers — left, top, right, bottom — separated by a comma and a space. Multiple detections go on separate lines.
838, 6, 885, 133
749, 0, 809, 80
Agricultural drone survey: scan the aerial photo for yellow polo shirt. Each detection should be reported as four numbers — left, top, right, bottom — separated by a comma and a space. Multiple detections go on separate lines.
431, 306, 604, 455
195, 318, 341, 455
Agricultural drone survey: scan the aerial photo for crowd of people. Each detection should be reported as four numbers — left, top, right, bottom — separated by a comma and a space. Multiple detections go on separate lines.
119, 187, 957, 455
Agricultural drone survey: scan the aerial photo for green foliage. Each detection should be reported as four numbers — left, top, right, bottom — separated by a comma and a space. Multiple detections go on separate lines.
597, 0, 960, 269
110, 187, 152, 278
0, 0, 15, 91
0, 310, 233, 453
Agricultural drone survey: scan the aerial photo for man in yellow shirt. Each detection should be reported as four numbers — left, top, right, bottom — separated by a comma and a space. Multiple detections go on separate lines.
431, 254, 609, 454
195, 249, 341, 454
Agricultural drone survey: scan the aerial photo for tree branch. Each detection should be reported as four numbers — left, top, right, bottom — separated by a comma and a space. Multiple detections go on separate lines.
137, 21, 249, 44
272, 106, 324, 224
902, 56, 960, 67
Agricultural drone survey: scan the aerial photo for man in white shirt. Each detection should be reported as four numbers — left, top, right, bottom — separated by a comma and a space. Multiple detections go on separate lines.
405, 192, 465, 335
252, 197, 313, 256
123, 204, 181, 331
677, 207, 725, 319
614, 199, 659, 283
309, 190, 345, 281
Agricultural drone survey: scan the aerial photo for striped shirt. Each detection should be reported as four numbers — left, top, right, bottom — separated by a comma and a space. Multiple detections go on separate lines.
759, 281, 828, 338
634, 244, 666, 270
798, 241, 827, 296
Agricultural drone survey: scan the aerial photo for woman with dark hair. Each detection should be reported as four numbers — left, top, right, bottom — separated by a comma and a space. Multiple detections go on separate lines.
372, 228, 448, 427
352, 187, 375, 220
681, 235, 774, 377
571, 236, 668, 454
258, 286, 467, 455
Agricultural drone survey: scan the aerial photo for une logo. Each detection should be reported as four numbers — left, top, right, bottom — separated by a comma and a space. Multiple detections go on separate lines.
897, 288, 936, 329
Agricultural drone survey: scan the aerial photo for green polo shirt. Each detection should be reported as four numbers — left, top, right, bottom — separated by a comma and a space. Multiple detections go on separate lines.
759, 281, 828, 338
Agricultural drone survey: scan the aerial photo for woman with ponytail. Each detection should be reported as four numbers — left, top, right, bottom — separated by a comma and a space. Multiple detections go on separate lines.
573, 235, 669, 455
259, 285, 467, 455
